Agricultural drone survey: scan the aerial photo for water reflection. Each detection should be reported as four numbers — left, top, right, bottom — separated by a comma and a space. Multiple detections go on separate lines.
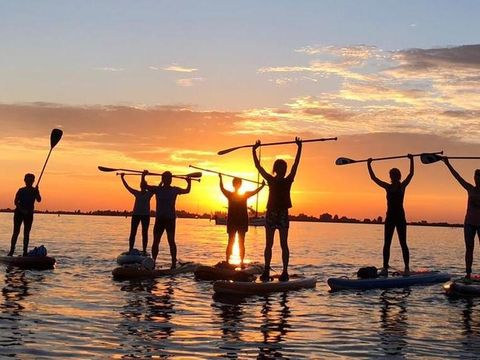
0, 267, 31, 355
118, 278, 175, 358
258, 292, 291, 359
213, 294, 245, 359
459, 298, 480, 355
379, 288, 410, 357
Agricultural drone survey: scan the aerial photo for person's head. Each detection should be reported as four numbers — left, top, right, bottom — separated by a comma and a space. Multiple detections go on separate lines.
24, 173, 35, 187
389, 168, 402, 183
232, 177, 242, 191
474, 169, 480, 187
272, 159, 287, 178
161, 171, 172, 186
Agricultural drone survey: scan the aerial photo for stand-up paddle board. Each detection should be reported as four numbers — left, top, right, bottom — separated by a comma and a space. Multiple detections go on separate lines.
328, 271, 450, 291
0, 255, 56, 270
116, 251, 150, 265
444, 277, 480, 297
213, 276, 317, 296
194, 262, 264, 281
112, 262, 200, 280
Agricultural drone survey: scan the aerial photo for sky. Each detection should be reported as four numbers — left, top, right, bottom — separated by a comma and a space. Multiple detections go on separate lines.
0, 1, 479, 222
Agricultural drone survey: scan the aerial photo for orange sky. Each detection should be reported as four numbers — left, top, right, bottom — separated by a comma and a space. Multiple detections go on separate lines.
0, 103, 479, 223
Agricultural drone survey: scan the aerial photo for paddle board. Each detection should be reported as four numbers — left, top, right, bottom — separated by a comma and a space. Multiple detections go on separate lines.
213, 276, 317, 296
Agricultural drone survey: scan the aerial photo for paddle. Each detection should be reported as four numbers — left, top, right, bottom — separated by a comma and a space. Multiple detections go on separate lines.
336, 151, 443, 166
99, 166, 201, 178
421, 153, 480, 164
217, 137, 338, 155
98, 166, 143, 174
116, 171, 202, 182
36, 128, 63, 187
189, 165, 266, 186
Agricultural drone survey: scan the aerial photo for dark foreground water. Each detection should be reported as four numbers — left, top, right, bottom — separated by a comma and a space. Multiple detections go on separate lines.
0, 213, 477, 359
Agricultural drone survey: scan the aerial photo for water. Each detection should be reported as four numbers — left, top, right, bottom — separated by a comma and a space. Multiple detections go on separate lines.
0, 213, 477, 359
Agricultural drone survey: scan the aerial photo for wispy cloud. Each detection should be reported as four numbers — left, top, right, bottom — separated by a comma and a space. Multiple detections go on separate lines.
93, 67, 125, 72
176, 77, 204, 87
158, 64, 198, 73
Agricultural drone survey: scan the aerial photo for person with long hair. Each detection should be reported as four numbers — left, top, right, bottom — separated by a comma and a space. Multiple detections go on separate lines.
252, 137, 302, 281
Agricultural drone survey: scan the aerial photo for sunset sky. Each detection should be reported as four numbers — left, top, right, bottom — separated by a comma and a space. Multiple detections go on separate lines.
0, 1, 479, 223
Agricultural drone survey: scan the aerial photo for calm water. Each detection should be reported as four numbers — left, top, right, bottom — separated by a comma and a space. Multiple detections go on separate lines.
0, 213, 478, 359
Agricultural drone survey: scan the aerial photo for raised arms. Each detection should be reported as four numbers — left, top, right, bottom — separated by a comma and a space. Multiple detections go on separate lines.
218, 174, 231, 197
401, 154, 415, 188
245, 180, 266, 198
177, 177, 192, 195
120, 173, 137, 195
252, 141, 272, 181
287, 137, 302, 180
443, 157, 473, 191
367, 159, 389, 189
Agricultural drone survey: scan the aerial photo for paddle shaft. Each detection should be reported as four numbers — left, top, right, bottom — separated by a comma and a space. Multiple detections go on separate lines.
446, 156, 480, 160
354, 152, 442, 164
218, 137, 337, 155
36, 148, 53, 187
189, 165, 265, 185
117, 172, 200, 182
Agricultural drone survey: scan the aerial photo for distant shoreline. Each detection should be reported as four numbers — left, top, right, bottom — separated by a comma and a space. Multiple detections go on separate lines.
0, 209, 463, 228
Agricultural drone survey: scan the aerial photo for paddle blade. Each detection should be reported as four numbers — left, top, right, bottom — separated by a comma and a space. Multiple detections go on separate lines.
335, 157, 355, 165
186, 172, 202, 178
420, 153, 443, 164
98, 166, 116, 172
217, 148, 237, 156
50, 128, 63, 148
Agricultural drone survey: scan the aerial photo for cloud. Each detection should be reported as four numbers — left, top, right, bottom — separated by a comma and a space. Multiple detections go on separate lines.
176, 77, 204, 87
93, 67, 125, 72
160, 64, 198, 73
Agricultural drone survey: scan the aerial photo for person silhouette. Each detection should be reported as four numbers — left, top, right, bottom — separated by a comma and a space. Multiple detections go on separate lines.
367, 154, 414, 276
141, 171, 192, 269
442, 158, 480, 279
219, 174, 265, 267
120, 174, 154, 254
8, 173, 42, 256
252, 137, 302, 282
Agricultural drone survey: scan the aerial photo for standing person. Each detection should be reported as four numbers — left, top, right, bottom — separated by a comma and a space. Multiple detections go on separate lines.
442, 158, 480, 279
8, 173, 42, 256
120, 173, 154, 255
219, 174, 265, 267
367, 154, 414, 276
141, 171, 191, 269
252, 137, 302, 282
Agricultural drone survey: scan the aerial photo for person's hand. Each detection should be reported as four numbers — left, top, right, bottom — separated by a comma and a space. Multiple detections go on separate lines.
367, 158, 373, 165
253, 140, 261, 150
442, 156, 449, 164
261, 180, 266, 186
295, 136, 302, 147
120, 173, 125, 179
218, 173, 222, 179
407, 153, 414, 160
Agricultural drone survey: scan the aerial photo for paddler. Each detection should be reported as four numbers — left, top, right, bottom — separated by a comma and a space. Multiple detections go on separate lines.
367, 154, 414, 276
120, 173, 154, 255
219, 174, 265, 267
441, 158, 480, 279
141, 170, 192, 269
252, 137, 302, 282
8, 173, 42, 256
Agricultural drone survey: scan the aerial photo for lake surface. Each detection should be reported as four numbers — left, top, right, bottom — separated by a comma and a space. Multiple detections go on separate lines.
0, 213, 478, 359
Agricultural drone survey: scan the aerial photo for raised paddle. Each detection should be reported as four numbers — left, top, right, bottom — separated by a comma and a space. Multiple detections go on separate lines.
189, 165, 266, 186
421, 153, 480, 165
99, 166, 202, 178
116, 171, 202, 182
36, 128, 63, 187
336, 151, 443, 166
217, 137, 338, 155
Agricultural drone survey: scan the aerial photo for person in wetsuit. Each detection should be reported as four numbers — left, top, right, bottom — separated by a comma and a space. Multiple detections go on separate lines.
367, 154, 414, 276
8, 173, 42, 256
442, 158, 480, 279
219, 174, 265, 267
252, 137, 302, 282
141, 171, 191, 269
120, 173, 154, 254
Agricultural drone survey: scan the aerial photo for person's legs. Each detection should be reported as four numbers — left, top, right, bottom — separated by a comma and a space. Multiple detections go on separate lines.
279, 227, 290, 280
8, 211, 23, 256
261, 228, 275, 281
140, 215, 150, 254
226, 231, 236, 263
396, 221, 410, 273
129, 215, 141, 252
22, 213, 33, 256
166, 219, 177, 269
238, 231, 246, 266
383, 222, 395, 270
152, 219, 165, 266
464, 224, 476, 278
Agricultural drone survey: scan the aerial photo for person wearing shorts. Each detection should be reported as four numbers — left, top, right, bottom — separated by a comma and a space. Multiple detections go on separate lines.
142, 171, 191, 269
9, 173, 42, 256
253, 137, 302, 282
120, 173, 154, 254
